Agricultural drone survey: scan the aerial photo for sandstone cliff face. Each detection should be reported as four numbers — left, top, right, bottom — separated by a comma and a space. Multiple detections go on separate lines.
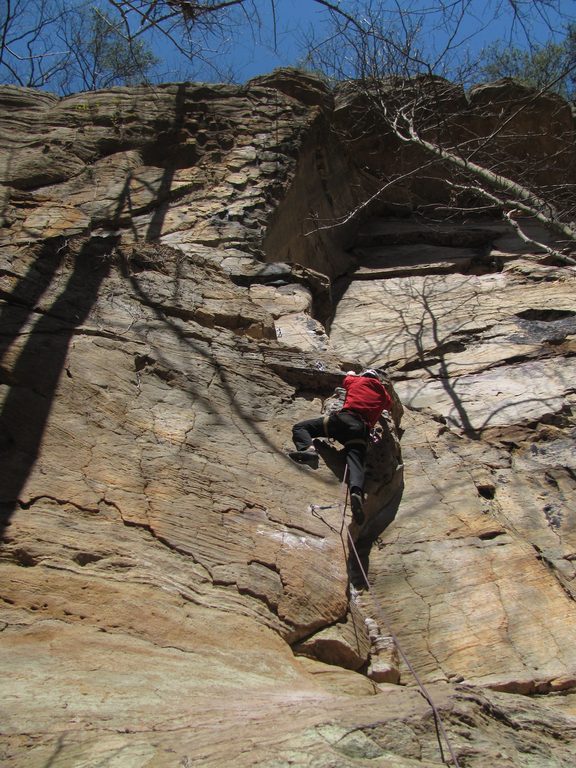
1, 72, 575, 767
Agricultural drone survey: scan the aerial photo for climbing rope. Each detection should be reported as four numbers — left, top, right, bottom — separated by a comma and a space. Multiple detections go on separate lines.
309, 450, 351, 530
312, 471, 462, 768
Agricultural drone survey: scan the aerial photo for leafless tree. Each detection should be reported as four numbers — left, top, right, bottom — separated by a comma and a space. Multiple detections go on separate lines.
301, 0, 576, 262
135, 1, 575, 260
0, 0, 257, 92
0, 0, 71, 89
2, 0, 575, 256
102, 0, 254, 72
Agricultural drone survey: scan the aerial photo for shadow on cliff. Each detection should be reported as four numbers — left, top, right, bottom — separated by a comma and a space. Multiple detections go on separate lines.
95, 83, 296, 461
0, 237, 113, 539
122, 265, 342, 486
339, 269, 574, 442
350, 273, 488, 437
93, 83, 341, 486
401, 275, 482, 436
144, 82, 189, 243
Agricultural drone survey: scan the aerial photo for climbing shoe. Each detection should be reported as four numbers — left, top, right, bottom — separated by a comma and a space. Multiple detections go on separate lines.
350, 491, 365, 526
288, 449, 319, 469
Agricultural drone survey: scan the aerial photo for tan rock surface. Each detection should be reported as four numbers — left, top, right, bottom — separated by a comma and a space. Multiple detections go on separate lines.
1, 72, 576, 766
331, 213, 576, 699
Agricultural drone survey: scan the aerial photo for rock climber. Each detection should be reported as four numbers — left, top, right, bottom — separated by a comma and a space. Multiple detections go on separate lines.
289, 369, 393, 526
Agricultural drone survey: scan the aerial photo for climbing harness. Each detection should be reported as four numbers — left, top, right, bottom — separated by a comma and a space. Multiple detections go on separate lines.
321, 409, 370, 447
344, 437, 368, 448
310, 472, 462, 768
370, 427, 383, 445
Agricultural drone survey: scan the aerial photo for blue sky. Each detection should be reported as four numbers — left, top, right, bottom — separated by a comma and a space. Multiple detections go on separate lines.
154, 0, 576, 84
152, 0, 330, 82
2, 0, 573, 92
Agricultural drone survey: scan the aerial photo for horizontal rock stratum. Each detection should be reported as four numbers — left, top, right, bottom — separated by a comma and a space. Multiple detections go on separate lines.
1, 71, 575, 767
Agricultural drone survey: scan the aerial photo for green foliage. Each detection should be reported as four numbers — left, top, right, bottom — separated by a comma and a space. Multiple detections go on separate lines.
479, 24, 576, 101
73, 8, 159, 91
0, 1, 159, 94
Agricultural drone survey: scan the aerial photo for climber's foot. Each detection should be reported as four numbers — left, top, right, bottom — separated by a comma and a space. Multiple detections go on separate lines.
288, 448, 319, 469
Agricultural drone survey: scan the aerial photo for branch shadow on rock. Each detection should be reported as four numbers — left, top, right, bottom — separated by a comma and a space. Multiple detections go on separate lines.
0, 236, 114, 539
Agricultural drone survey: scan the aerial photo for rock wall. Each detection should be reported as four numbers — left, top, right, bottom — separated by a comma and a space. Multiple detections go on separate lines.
1, 72, 575, 767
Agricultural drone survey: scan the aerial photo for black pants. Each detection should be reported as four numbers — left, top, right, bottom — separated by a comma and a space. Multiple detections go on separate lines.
292, 411, 368, 490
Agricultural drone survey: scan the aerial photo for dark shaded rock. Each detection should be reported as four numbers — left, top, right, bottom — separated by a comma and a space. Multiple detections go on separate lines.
249, 67, 334, 110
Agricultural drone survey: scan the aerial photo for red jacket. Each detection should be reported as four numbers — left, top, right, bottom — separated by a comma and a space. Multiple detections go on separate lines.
342, 375, 392, 428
